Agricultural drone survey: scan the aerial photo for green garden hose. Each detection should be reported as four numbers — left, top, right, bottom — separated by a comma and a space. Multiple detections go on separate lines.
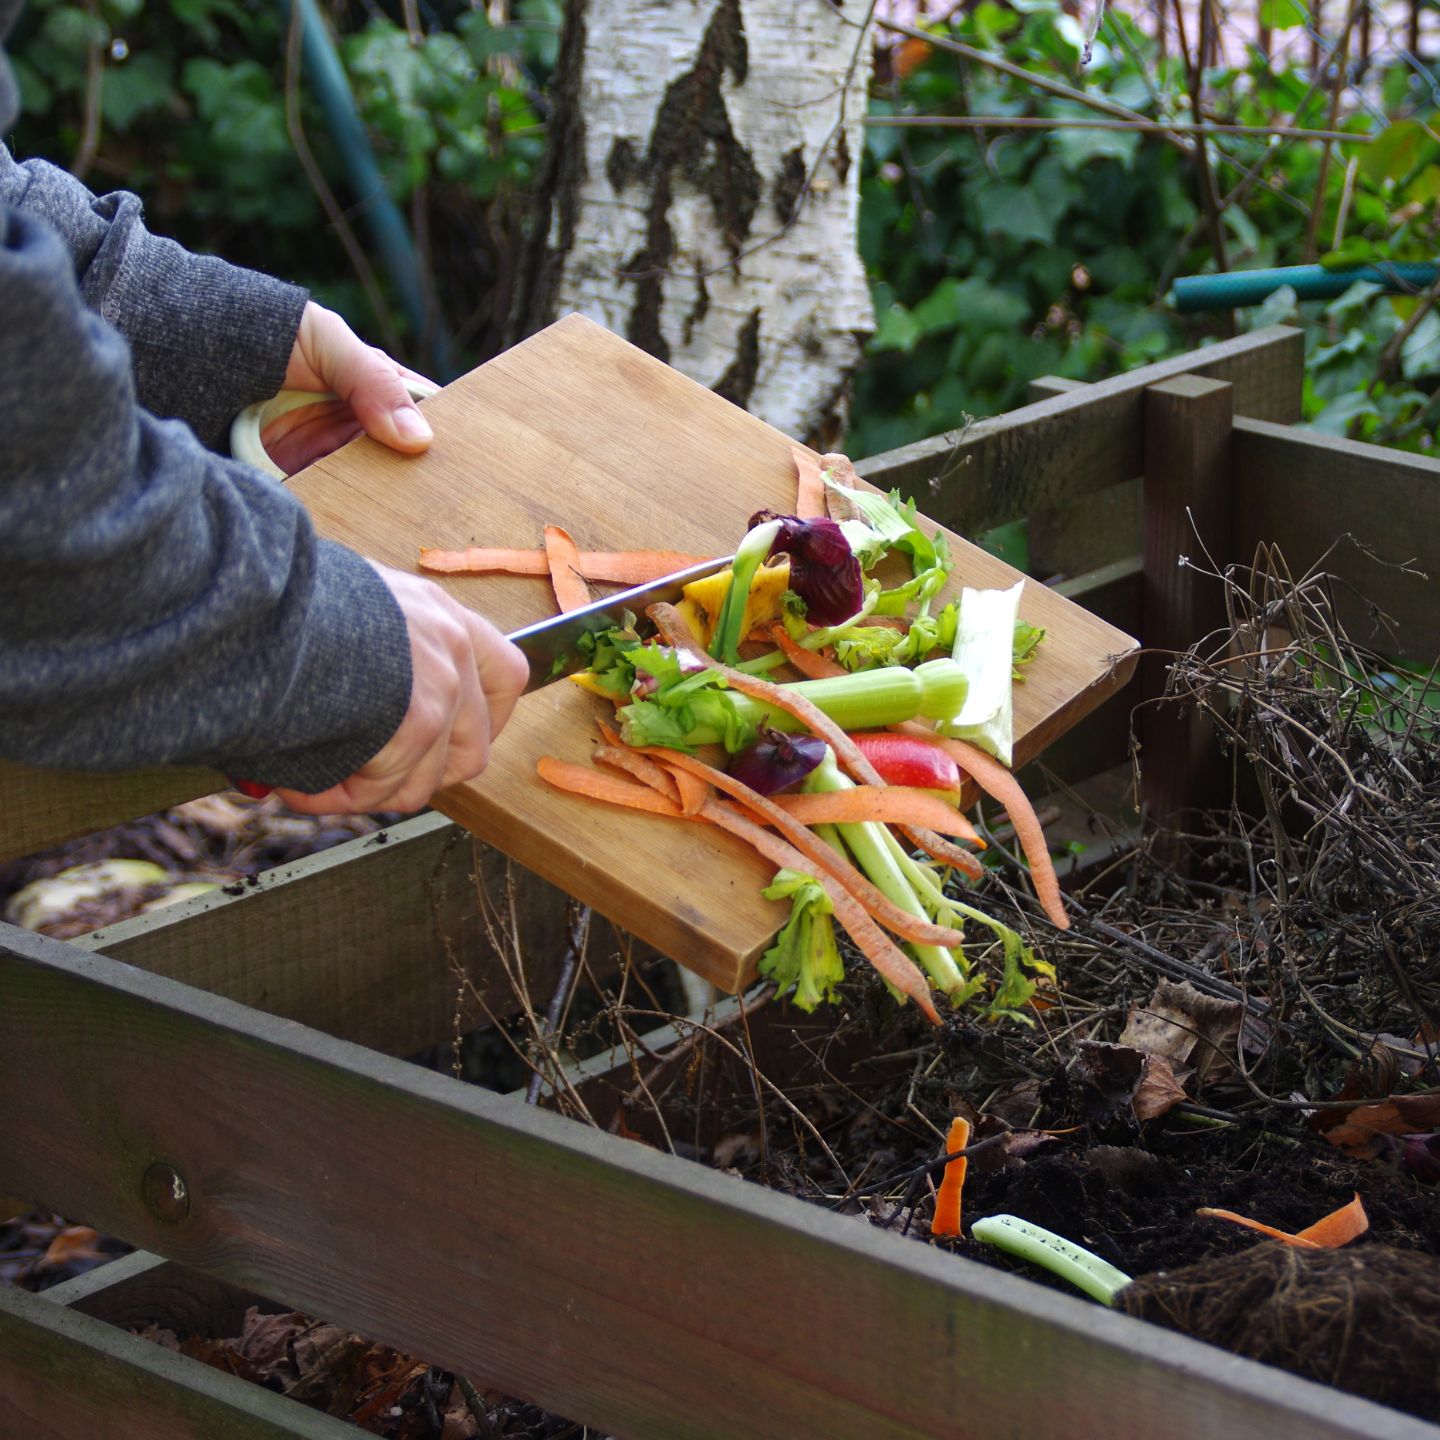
1170, 262, 1438, 312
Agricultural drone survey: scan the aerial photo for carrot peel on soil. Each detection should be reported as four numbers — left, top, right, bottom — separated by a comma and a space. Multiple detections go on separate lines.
543, 525, 591, 613
931, 1116, 972, 1237
1196, 1193, 1369, 1249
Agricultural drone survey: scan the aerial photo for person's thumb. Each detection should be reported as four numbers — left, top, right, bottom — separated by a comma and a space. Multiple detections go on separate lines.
329, 343, 433, 454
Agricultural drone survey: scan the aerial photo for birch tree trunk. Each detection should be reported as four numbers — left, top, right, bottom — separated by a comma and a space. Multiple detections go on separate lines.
514, 0, 875, 443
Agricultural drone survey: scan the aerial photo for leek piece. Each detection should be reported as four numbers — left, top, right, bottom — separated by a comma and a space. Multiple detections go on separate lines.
942, 580, 1025, 766
970, 1215, 1133, 1306
710, 517, 782, 665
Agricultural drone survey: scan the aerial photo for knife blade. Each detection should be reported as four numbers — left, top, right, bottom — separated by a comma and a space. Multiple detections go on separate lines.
508, 553, 734, 693
227, 554, 736, 797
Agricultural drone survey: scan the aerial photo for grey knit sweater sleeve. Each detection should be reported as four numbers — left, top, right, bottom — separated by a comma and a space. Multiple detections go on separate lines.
0, 3, 413, 793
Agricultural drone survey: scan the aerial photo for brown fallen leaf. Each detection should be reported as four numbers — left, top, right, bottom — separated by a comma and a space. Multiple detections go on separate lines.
1132, 1055, 1189, 1122
1315, 1091, 1440, 1158
1119, 979, 1244, 1084
40, 1225, 104, 1267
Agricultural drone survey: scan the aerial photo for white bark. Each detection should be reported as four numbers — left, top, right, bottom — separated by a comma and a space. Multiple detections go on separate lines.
528, 0, 875, 440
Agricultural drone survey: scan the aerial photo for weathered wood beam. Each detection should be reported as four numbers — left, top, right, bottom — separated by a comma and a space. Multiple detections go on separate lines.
0, 925, 1424, 1440
856, 325, 1303, 535
1140, 374, 1236, 836
1232, 418, 1440, 664
66, 812, 570, 1057
0, 1282, 353, 1439
0, 759, 223, 864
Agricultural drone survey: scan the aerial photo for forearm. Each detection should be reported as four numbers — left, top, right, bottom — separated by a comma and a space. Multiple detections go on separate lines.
0, 202, 411, 791
0, 146, 306, 449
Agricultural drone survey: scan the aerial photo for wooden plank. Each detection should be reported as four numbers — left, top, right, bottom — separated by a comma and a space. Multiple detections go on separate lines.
1, 927, 1430, 1440
1140, 376, 1236, 832
0, 760, 222, 864
1024, 376, 1143, 579
1232, 418, 1440, 664
0, 1282, 354, 1439
47, 1250, 276, 1337
286, 314, 1138, 992
855, 325, 1303, 535
67, 813, 571, 1057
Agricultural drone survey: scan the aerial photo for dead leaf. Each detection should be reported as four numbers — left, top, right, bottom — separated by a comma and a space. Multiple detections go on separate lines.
1315, 1090, 1440, 1158
233, 1308, 311, 1374
1132, 1055, 1189, 1121
1119, 980, 1244, 1084
40, 1225, 104, 1267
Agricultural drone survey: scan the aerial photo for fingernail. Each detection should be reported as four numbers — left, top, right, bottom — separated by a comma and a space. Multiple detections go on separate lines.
393, 406, 433, 444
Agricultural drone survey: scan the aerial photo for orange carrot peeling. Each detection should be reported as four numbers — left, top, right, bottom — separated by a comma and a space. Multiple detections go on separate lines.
774, 788, 984, 841
700, 796, 940, 1024
792, 445, 827, 520
536, 757, 684, 819
593, 744, 682, 806
1196, 1193, 1369, 1249
769, 624, 844, 680
892, 727, 1069, 930
634, 746, 968, 950
931, 1115, 972, 1237
543, 525, 591, 613
419, 546, 715, 583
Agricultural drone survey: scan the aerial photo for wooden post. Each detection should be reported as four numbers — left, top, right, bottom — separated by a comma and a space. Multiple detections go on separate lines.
1140, 375, 1235, 841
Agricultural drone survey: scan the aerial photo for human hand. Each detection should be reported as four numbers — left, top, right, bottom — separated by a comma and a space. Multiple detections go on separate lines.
261, 302, 436, 476
274, 564, 529, 816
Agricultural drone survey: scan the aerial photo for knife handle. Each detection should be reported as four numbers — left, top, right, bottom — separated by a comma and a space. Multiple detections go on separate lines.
229, 777, 274, 800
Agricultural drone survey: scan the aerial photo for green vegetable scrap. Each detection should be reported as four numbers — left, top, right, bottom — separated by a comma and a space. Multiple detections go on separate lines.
759, 869, 846, 1011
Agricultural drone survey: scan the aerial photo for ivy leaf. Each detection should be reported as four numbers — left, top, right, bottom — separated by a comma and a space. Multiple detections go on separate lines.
869, 303, 923, 354
978, 182, 1056, 245
101, 52, 172, 131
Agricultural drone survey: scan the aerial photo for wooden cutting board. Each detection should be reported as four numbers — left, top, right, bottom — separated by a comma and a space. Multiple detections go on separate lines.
291, 314, 1137, 991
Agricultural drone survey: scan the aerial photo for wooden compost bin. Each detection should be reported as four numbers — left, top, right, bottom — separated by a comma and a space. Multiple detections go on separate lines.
3, 324, 1439, 1440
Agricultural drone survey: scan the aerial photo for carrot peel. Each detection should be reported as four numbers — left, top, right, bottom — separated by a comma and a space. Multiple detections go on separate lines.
931, 1116, 972, 1237
1196, 1193, 1369, 1249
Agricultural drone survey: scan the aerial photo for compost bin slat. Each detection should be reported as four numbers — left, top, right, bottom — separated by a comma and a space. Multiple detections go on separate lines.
1, 924, 1432, 1440
1232, 417, 1440, 663
853, 324, 1304, 535
65, 812, 572, 1058
46, 1249, 277, 1337
0, 757, 221, 863
0, 1283, 354, 1439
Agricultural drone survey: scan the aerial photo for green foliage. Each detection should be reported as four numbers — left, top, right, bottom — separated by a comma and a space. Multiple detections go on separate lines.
8, 0, 558, 362
850, 0, 1440, 463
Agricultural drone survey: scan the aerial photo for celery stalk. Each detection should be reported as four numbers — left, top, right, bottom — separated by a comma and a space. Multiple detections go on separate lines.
804, 753, 967, 998
661, 657, 968, 750
970, 1215, 1133, 1305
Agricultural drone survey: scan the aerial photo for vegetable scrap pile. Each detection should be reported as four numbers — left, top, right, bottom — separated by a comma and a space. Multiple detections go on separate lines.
422, 447, 1061, 1024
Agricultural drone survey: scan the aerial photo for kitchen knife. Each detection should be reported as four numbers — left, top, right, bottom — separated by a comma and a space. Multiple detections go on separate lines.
508, 553, 733, 693
228, 553, 734, 798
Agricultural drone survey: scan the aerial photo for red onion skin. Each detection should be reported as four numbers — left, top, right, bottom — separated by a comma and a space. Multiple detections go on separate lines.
748, 512, 863, 626
729, 730, 828, 796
